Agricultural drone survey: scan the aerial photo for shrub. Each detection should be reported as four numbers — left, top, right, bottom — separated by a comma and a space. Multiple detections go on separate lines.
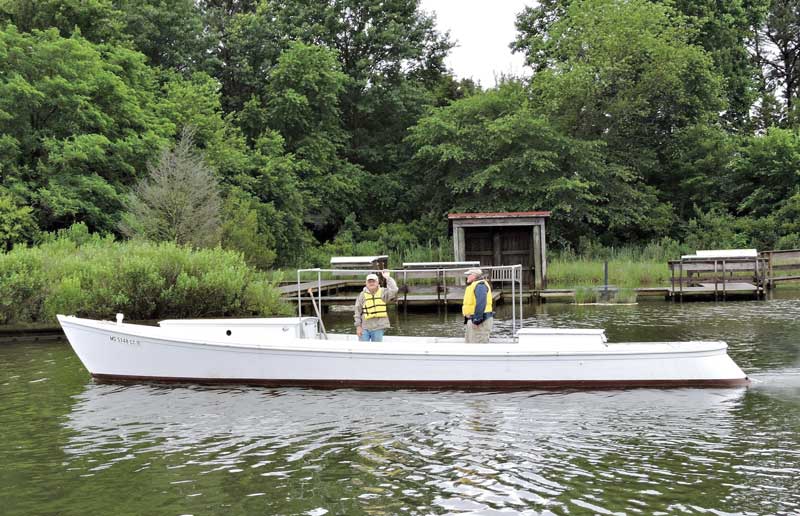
0, 224, 290, 323
0, 192, 38, 251
0, 252, 46, 324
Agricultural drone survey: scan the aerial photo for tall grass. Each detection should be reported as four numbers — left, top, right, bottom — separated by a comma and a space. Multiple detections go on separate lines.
548, 257, 668, 289
0, 224, 291, 324
573, 286, 599, 304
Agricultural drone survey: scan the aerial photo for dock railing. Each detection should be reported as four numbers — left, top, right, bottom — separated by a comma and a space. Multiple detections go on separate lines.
399, 261, 480, 315
761, 249, 800, 285
296, 264, 525, 335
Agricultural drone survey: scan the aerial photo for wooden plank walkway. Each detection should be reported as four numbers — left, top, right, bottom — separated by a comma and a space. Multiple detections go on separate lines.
535, 282, 763, 301
277, 279, 360, 296
669, 282, 763, 299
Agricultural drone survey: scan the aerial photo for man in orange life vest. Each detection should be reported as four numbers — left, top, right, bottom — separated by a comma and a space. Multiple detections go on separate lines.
463, 268, 493, 343
354, 270, 398, 342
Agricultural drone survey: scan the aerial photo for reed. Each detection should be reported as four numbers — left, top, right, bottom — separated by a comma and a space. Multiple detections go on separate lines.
613, 287, 638, 304
548, 258, 667, 289
573, 286, 598, 304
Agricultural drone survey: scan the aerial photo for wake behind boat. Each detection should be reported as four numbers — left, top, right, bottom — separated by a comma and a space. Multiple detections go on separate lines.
57, 314, 749, 389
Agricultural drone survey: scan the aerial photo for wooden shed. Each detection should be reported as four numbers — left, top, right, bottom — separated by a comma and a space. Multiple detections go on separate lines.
448, 211, 550, 289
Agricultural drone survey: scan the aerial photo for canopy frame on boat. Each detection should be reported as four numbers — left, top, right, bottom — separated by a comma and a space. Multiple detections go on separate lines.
296, 264, 525, 335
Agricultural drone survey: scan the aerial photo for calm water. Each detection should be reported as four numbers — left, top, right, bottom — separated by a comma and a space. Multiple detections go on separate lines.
2, 295, 800, 515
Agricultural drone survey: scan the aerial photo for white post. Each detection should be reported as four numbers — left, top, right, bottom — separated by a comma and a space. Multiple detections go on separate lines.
512, 265, 516, 336
317, 269, 322, 320
518, 265, 523, 328
297, 269, 302, 317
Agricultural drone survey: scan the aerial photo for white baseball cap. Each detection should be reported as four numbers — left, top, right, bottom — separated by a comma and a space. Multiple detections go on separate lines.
366, 273, 379, 281
464, 268, 483, 276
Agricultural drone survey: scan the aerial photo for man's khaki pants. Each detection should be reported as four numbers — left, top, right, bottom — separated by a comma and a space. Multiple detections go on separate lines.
465, 318, 493, 343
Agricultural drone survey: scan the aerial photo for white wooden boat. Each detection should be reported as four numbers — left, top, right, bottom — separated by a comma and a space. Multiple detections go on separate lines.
57, 314, 749, 389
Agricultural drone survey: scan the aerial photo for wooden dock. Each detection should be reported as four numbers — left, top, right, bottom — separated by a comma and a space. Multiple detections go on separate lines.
534, 282, 763, 302
667, 254, 766, 301
283, 249, 800, 307
535, 287, 671, 302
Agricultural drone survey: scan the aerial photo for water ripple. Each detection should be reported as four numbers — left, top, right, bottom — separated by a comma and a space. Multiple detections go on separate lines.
53, 383, 800, 515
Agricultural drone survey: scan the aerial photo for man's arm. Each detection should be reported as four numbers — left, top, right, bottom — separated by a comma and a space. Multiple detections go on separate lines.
472, 283, 488, 324
382, 274, 399, 301
353, 293, 364, 328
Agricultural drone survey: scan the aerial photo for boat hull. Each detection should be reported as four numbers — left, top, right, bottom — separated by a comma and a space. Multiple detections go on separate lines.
58, 315, 749, 390
89, 374, 748, 389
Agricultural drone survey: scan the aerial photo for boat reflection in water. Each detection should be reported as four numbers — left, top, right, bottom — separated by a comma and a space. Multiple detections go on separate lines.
61, 383, 768, 514
63, 383, 747, 460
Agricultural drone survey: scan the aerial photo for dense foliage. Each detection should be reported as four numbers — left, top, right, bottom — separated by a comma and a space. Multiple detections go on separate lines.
1, 0, 800, 264
0, 224, 289, 324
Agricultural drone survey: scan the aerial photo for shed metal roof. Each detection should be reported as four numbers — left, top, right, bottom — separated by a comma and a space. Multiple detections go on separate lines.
448, 211, 551, 219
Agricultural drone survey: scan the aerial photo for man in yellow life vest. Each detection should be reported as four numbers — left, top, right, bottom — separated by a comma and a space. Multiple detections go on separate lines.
354, 270, 398, 342
463, 268, 493, 343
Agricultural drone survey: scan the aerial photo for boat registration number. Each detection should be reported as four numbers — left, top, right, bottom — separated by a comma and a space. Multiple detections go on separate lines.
110, 336, 141, 346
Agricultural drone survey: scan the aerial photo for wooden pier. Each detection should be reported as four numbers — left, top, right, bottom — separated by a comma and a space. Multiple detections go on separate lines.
277, 279, 361, 297
283, 249, 800, 308
667, 250, 767, 301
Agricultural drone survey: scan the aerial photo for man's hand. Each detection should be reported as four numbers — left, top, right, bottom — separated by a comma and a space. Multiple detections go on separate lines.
382, 269, 390, 278
472, 316, 483, 326
357, 327, 363, 337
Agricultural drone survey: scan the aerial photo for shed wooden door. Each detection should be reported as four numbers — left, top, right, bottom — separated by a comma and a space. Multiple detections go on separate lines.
464, 227, 533, 286
464, 228, 493, 267
500, 228, 533, 286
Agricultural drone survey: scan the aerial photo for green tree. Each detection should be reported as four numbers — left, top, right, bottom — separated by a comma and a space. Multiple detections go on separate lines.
263, 0, 453, 210
671, 0, 767, 129
211, 0, 453, 233
515, 0, 726, 186
158, 70, 311, 265
515, 0, 765, 128
0, 25, 172, 233
263, 41, 365, 235
663, 124, 738, 219
0, 190, 37, 250
406, 82, 671, 246
753, 0, 800, 125
220, 187, 277, 269
0, 0, 123, 42
195, 0, 271, 114
730, 127, 800, 218
120, 128, 222, 247
115, 0, 209, 71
